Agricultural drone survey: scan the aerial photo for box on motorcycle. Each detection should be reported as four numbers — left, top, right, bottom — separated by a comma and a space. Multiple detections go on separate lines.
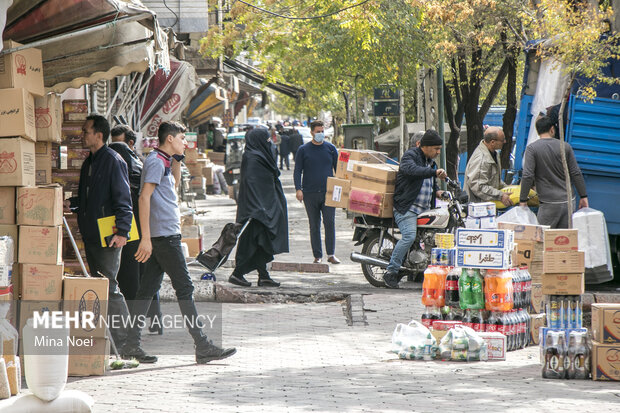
348, 188, 393, 218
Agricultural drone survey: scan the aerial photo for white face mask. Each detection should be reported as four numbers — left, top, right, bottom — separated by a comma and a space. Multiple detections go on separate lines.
314, 133, 325, 143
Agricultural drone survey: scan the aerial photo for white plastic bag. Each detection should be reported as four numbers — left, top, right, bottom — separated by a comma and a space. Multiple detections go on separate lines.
1, 390, 95, 412
391, 320, 433, 354
497, 206, 539, 225
572, 207, 613, 283
23, 317, 69, 402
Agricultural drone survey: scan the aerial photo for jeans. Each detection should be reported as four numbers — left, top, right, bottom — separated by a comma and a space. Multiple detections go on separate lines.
279, 152, 290, 169
303, 192, 336, 259
84, 242, 131, 348
117, 240, 161, 320
386, 209, 418, 274
125, 235, 205, 349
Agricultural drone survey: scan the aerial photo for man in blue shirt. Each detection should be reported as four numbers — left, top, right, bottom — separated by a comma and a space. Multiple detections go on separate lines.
294, 120, 340, 264
383, 130, 447, 288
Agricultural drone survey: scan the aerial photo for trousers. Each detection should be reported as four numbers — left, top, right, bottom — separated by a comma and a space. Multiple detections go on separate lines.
386, 209, 418, 274
303, 192, 335, 259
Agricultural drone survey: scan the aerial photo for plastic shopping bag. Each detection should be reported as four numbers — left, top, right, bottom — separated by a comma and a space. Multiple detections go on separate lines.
497, 205, 539, 225
391, 320, 434, 358
573, 208, 613, 284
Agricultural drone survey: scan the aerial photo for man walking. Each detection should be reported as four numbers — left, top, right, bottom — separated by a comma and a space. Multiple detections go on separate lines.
66, 114, 133, 349
383, 130, 447, 288
294, 120, 340, 264
125, 121, 236, 363
519, 116, 588, 228
464, 126, 513, 207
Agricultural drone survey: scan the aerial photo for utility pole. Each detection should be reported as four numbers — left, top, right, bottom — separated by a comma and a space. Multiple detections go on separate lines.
437, 65, 446, 189
399, 88, 405, 161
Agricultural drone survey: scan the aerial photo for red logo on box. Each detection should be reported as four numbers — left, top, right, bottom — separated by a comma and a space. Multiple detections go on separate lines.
554, 236, 570, 245
15, 54, 26, 75
0, 151, 17, 173
162, 94, 181, 114
339, 152, 350, 162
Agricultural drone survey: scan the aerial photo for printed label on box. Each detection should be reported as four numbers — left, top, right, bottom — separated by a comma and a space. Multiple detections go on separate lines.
332, 185, 342, 202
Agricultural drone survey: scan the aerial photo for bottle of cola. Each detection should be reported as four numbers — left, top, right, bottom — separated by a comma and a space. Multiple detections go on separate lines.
463, 309, 473, 329
471, 309, 483, 332
421, 306, 434, 329
486, 311, 498, 332
512, 269, 521, 309
445, 267, 460, 307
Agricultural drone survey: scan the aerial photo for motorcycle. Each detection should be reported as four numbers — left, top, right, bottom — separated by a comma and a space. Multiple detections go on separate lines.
350, 177, 468, 287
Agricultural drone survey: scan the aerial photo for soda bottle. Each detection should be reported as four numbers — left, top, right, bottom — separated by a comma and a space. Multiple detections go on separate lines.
471, 309, 483, 332
510, 310, 518, 351
547, 296, 561, 329
422, 266, 437, 306
512, 269, 521, 309
421, 306, 434, 329
471, 269, 485, 310
435, 266, 448, 307
522, 267, 532, 309
451, 307, 463, 321
543, 331, 563, 379
459, 268, 473, 309
568, 331, 589, 379
504, 311, 513, 351
486, 311, 498, 332
479, 310, 487, 332
523, 310, 531, 348
445, 267, 460, 307
463, 309, 473, 329
519, 309, 528, 349
497, 311, 506, 338
430, 306, 441, 323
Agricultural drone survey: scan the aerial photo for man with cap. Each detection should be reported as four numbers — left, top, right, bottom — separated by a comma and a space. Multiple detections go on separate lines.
464, 126, 513, 207
383, 129, 447, 288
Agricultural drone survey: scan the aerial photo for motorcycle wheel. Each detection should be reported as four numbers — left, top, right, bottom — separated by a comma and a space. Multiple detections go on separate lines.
360, 232, 396, 288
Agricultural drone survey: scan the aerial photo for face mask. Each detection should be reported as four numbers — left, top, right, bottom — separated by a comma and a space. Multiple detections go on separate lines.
314, 133, 325, 143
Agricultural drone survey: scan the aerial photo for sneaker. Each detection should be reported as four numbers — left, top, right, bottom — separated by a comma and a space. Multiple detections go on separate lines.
327, 255, 341, 264
195, 340, 237, 364
383, 271, 400, 289
313, 257, 322, 263
121, 346, 158, 363
257, 277, 280, 287
228, 274, 251, 287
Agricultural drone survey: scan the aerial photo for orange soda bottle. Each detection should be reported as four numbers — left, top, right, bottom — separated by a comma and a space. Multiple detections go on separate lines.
422, 266, 437, 306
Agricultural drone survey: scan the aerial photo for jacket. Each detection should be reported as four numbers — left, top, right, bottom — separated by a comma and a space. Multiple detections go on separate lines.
393, 146, 439, 215
464, 140, 506, 203
70, 145, 133, 244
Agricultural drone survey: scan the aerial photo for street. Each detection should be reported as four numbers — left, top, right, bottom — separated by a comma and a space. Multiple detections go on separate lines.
60, 169, 620, 412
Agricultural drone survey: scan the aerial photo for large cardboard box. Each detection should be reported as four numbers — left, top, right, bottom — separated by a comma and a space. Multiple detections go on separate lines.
17, 185, 63, 226
35, 141, 52, 184
0, 225, 18, 263
0, 88, 36, 141
202, 166, 213, 185
591, 341, 620, 381
60, 123, 83, 146
497, 222, 549, 242
68, 337, 109, 377
591, 303, 620, 344
51, 169, 80, 198
515, 240, 535, 266
0, 137, 35, 186
182, 238, 201, 257
67, 147, 90, 169
477, 332, 506, 360
0, 41, 44, 97
63, 276, 109, 338
544, 229, 579, 251
335, 149, 388, 180
207, 151, 225, 165
542, 251, 585, 274
187, 163, 203, 177
62, 100, 88, 122
351, 163, 398, 193
185, 148, 198, 164
0, 188, 16, 224
20, 263, 63, 300
18, 225, 62, 265
34, 94, 62, 142
541, 273, 584, 295
348, 188, 393, 218
325, 177, 351, 208
529, 313, 546, 345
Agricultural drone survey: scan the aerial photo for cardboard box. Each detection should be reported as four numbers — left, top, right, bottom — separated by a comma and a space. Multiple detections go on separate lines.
35, 141, 52, 184
497, 222, 549, 242
325, 177, 351, 208
68, 337, 109, 377
542, 251, 585, 274
10, 264, 19, 300
207, 151, 225, 165
67, 147, 90, 169
0, 137, 35, 186
187, 163, 203, 177
529, 313, 546, 345
351, 163, 398, 193
182, 238, 201, 257
541, 273, 585, 295
591, 303, 620, 344
18, 225, 62, 265
530, 283, 544, 314
17, 300, 61, 336
591, 341, 620, 381
202, 167, 213, 185
335, 149, 388, 180
0, 265, 11, 286
60, 123, 83, 146
185, 148, 198, 164
34, 94, 62, 142
17, 185, 63, 226
0, 88, 36, 141
181, 224, 201, 239
20, 263, 64, 300
63, 276, 109, 338
0, 41, 44, 97
62, 100, 88, 122
478, 332, 506, 360
479, 216, 497, 229
456, 248, 511, 269
348, 188, 393, 218
467, 202, 496, 218
515, 240, 535, 266
0, 188, 16, 224
455, 228, 513, 250
51, 169, 80, 198
544, 229, 579, 251
464, 217, 480, 229
0, 225, 18, 263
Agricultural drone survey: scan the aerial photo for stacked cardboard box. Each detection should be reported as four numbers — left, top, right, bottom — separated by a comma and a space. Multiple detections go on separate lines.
335, 149, 388, 180
181, 222, 202, 257
454, 228, 514, 269
541, 229, 584, 295
591, 303, 620, 381
348, 163, 398, 218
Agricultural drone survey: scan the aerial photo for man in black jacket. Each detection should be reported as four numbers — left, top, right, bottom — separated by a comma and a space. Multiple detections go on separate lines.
383, 130, 447, 288
66, 115, 133, 348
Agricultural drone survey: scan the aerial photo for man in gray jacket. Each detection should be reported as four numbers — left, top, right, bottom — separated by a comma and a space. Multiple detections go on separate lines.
464, 127, 513, 207
519, 116, 588, 228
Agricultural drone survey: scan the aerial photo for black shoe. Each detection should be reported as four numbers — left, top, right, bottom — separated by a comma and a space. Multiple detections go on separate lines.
257, 277, 280, 287
383, 271, 400, 289
121, 346, 158, 363
229, 274, 251, 287
149, 317, 163, 335
195, 340, 237, 364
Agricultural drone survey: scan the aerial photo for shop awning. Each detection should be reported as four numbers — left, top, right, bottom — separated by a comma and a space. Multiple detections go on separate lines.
183, 83, 228, 127
2, 0, 169, 93
223, 58, 306, 100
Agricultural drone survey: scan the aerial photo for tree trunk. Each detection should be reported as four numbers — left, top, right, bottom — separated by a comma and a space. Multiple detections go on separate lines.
443, 79, 463, 180
502, 50, 518, 171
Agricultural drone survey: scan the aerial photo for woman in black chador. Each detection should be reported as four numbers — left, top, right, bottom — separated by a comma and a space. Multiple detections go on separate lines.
228, 128, 289, 287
